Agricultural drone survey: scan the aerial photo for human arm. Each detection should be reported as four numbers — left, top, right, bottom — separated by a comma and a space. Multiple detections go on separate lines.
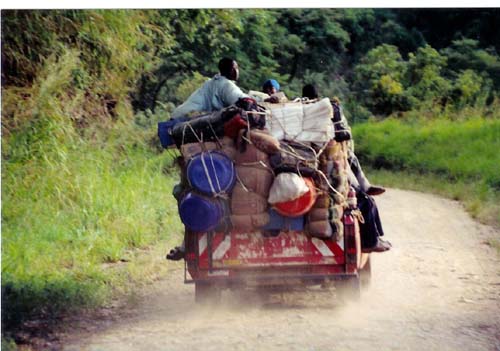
220, 79, 248, 107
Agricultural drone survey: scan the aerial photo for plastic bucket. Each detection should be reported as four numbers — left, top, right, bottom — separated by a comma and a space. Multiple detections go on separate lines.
179, 192, 223, 232
187, 151, 236, 196
274, 178, 317, 217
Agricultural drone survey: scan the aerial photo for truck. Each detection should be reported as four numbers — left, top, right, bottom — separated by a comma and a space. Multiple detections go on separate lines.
183, 206, 371, 303
162, 97, 372, 302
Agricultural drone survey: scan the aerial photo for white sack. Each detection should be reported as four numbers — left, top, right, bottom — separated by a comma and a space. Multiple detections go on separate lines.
263, 102, 303, 140
264, 98, 334, 143
268, 173, 310, 204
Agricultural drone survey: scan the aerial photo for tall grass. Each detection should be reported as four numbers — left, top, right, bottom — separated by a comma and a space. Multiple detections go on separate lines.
2, 127, 182, 328
353, 112, 500, 226
1, 28, 181, 330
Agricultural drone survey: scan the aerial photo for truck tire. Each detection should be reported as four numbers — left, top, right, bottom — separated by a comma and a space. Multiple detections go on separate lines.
195, 282, 220, 304
359, 256, 372, 289
335, 276, 361, 302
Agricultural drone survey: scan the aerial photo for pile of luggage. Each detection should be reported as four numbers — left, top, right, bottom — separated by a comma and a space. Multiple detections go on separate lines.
158, 97, 351, 240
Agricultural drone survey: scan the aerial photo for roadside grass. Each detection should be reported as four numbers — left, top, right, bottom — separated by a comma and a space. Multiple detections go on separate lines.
1, 43, 184, 344
1, 129, 182, 332
364, 167, 500, 228
352, 114, 500, 233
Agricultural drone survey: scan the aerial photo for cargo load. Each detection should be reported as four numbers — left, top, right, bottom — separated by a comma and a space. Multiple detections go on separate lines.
160, 94, 372, 304
159, 97, 350, 239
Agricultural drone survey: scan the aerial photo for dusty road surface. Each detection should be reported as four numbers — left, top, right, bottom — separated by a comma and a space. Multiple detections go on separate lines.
63, 189, 500, 351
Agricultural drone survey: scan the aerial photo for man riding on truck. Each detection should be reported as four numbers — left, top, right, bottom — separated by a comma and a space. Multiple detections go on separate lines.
171, 57, 248, 119
167, 57, 247, 261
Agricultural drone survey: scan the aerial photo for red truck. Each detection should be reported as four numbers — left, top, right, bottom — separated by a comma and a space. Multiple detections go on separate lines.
163, 99, 372, 302
183, 208, 371, 302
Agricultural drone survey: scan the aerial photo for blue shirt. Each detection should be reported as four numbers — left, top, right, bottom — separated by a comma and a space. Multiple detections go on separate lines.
171, 74, 248, 119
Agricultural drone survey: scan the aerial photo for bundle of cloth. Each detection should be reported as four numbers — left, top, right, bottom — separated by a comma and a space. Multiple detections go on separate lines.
163, 97, 351, 240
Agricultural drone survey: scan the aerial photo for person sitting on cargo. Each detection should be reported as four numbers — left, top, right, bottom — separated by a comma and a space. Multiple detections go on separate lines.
302, 84, 391, 253
301, 84, 385, 196
167, 58, 248, 261
262, 79, 288, 103
171, 57, 248, 119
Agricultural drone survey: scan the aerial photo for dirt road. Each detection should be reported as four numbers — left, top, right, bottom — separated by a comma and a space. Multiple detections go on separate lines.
63, 189, 500, 351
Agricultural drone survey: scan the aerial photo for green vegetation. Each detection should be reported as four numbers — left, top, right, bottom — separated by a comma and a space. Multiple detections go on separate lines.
1, 10, 182, 333
353, 113, 500, 226
1, 8, 499, 343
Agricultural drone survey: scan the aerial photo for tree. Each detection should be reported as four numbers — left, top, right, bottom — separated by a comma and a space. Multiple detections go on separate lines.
354, 44, 410, 115
405, 45, 452, 107
441, 38, 500, 91
274, 9, 350, 82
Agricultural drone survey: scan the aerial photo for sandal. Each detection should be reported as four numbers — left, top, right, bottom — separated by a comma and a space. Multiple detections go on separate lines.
362, 238, 391, 253
166, 246, 185, 261
379, 238, 392, 247
366, 185, 386, 196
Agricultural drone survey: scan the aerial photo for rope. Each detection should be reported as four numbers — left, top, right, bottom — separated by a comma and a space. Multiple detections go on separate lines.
235, 172, 250, 192
199, 152, 218, 196
209, 152, 222, 193
351, 209, 365, 224
316, 169, 345, 202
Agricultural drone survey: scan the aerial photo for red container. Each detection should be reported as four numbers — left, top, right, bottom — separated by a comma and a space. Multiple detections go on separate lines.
274, 177, 317, 217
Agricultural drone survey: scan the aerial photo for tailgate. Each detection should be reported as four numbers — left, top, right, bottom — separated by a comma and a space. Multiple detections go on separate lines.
196, 231, 345, 269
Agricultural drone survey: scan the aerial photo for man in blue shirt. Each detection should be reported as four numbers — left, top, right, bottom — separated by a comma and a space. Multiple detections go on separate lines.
171, 58, 248, 119
167, 58, 248, 261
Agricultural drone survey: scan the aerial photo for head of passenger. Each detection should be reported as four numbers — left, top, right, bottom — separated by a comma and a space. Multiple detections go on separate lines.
262, 79, 280, 96
218, 57, 239, 81
302, 84, 319, 100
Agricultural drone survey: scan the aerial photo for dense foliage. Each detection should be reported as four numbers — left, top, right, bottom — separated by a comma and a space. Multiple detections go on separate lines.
3, 9, 499, 120
1, 8, 499, 337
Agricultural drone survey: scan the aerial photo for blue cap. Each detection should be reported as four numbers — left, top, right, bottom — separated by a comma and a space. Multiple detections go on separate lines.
263, 79, 280, 92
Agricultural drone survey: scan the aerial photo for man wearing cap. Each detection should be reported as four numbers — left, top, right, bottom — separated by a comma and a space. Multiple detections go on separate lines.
171, 57, 248, 119
262, 79, 288, 103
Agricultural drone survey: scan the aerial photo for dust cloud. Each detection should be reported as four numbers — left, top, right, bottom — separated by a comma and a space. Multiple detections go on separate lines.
63, 189, 500, 351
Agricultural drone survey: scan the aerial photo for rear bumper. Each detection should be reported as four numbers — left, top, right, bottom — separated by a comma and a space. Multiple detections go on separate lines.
185, 261, 358, 286
185, 272, 358, 285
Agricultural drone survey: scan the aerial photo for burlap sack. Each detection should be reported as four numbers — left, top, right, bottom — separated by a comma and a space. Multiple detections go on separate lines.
314, 193, 331, 208
180, 136, 237, 160
330, 204, 344, 221
306, 220, 333, 239
270, 141, 318, 171
231, 212, 270, 231
231, 183, 268, 215
236, 165, 274, 197
235, 131, 270, 165
246, 129, 280, 154
308, 208, 329, 221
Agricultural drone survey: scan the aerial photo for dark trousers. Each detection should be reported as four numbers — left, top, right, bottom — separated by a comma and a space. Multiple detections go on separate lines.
356, 192, 385, 249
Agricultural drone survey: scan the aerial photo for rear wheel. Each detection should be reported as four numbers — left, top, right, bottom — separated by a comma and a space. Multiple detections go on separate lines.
359, 256, 372, 289
335, 276, 361, 302
195, 282, 221, 304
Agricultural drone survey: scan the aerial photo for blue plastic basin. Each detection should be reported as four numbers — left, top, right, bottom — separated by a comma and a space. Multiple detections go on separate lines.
179, 192, 223, 232
186, 151, 236, 196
